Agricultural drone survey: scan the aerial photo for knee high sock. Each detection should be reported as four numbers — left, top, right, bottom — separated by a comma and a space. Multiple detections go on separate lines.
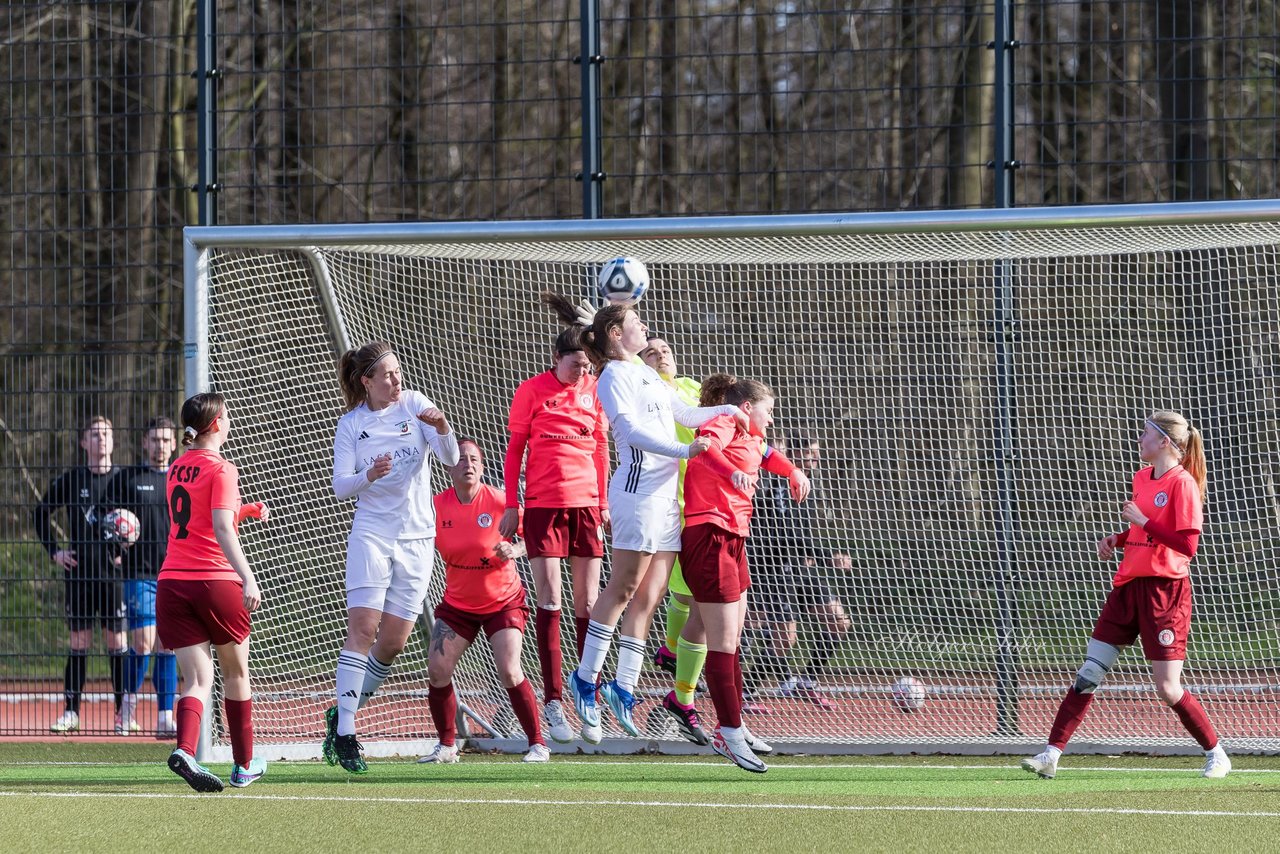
153, 653, 178, 713
574, 616, 590, 660
335, 650, 368, 736
674, 636, 708, 706
224, 698, 254, 767
507, 678, 544, 747
1048, 687, 1095, 751
803, 633, 841, 682
705, 650, 742, 730
109, 648, 127, 712
358, 654, 393, 709
1171, 692, 1219, 751
663, 596, 690, 652
126, 650, 150, 694
614, 635, 647, 693
536, 606, 564, 703
576, 619, 614, 684
428, 682, 457, 746
64, 651, 87, 714
176, 696, 202, 756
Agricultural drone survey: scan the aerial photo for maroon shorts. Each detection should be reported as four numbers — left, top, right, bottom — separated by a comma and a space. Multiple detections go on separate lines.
1092, 575, 1192, 661
156, 578, 250, 648
433, 589, 529, 643
523, 506, 605, 559
681, 523, 749, 604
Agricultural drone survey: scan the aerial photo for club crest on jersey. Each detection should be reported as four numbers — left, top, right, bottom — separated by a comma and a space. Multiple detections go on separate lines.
1154, 491, 1169, 507
579, 394, 593, 409
477, 513, 493, 528
1157, 628, 1176, 647
397, 420, 410, 434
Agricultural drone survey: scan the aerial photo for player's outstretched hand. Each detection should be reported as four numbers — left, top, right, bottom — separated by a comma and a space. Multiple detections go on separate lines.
688, 437, 712, 458
418, 407, 449, 433
366, 453, 393, 482
1097, 533, 1120, 560
574, 298, 597, 327
54, 549, 78, 571
730, 470, 757, 494
499, 507, 520, 538
788, 469, 811, 502
1120, 500, 1147, 527
242, 576, 262, 612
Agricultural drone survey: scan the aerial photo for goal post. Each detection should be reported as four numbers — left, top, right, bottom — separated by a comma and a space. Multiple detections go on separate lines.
184, 200, 1280, 760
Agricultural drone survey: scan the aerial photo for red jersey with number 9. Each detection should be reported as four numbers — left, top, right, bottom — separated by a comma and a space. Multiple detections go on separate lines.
159, 448, 241, 581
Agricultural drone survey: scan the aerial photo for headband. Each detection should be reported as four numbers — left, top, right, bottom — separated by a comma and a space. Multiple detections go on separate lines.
363, 350, 396, 377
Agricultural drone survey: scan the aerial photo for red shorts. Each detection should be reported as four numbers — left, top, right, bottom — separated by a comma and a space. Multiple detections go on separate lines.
1092, 575, 1192, 660
433, 589, 529, 643
523, 506, 605, 559
681, 523, 749, 604
156, 578, 250, 648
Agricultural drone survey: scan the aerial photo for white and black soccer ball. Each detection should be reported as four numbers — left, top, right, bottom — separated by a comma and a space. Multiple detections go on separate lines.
596, 256, 650, 304
102, 508, 141, 545
891, 676, 927, 713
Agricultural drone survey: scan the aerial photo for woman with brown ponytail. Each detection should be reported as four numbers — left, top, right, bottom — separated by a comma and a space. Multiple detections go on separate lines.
1023, 410, 1230, 780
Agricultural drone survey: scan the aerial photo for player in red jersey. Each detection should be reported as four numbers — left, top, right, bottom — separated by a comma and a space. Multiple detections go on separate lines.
420, 439, 550, 764
1023, 410, 1230, 780
158, 393, 269, 792
680, 374, 809, 773
499, 308, 609, 744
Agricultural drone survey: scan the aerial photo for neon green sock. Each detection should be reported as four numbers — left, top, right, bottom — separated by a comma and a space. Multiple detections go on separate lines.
674, 636, 708, 706
663, 596, 690, 652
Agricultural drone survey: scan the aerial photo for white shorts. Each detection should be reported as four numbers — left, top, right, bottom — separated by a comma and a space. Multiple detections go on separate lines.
607, 489, 682, 554
345, 533, 436, 622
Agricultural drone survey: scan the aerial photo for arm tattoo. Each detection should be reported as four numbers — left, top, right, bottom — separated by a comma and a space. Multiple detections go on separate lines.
430, 618, 457, 657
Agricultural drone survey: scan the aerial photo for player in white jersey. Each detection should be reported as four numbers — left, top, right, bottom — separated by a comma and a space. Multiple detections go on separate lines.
543, 295, 746, 741
323, 341, 460, 773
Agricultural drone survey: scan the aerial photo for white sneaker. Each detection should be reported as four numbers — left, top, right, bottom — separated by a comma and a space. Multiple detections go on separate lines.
1021, 751, 1058, 779
742, 726, 773, 755
711, 726, 767, 773
114, 712, 141, 736
523, 743, 551, 763
50, 710, 79, 733
417, 742, 460, 764
1202, 748, 1231, 779
544, 700, 573, 744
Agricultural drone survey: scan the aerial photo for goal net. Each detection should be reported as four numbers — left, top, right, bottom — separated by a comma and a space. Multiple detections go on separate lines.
186, 202, 1280, 759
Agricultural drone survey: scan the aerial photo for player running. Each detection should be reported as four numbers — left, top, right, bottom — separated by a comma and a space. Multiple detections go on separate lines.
1022, 410, 1230, 780
500, 311, 609, 744
543, 295, 745, 742
679, 374, 808, 772
159, 393, 269, 791
325, 341, 459, 773
420, 439, 551, 764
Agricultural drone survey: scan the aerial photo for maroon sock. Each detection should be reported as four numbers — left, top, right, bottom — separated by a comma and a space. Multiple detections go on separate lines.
574, 617, 590, 660
733, 648, 745, 700
176, 696, 203, 756
1171, 691, 1218, 750
428, 682, 457, 746
507, 678, 545, 747
536, 608, 563, 703
1047, 688, 1094, 750
705, 650, 742, 730
224, 698, 254, 768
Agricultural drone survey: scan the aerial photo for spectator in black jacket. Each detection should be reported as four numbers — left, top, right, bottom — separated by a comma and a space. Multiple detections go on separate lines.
742, 432, 851, 712
33, 415, 127, 733
105, 416, 178, 736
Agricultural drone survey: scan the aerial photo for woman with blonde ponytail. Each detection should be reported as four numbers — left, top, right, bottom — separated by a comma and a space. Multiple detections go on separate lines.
1023, 410, 1229, 780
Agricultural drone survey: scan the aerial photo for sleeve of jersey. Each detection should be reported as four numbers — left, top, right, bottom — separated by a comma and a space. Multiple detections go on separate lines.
32, 474, 66, 558
668, 389, 739, 429
1141, 518, 1200, 558
503, 432, 529, 508
597, 369, 634, 420
431, 428, 460, 468
593, 419, 609, 509
694, 420, 740, 480
612, 412, 691, 458
760, 446, 798, 478
332, 418, 371, 501
507, 381, 533, 433
209, 461, 240, 511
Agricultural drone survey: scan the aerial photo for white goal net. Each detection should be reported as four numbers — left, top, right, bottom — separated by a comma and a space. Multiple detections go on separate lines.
186, 202, 1280, 759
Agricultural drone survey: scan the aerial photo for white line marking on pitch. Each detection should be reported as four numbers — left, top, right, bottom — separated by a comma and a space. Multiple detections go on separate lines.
1, 789, 1279, 818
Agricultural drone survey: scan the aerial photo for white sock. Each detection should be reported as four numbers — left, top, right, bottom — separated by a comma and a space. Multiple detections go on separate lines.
1207, 744, 1227, 757
358, 654, 393, 709
1045, 745, 1063, 761
336, 650, 367, 736
614, 636, 646, 693
576, 619, 615, 683
120, 692, 138, 721
158, 709, 174, 726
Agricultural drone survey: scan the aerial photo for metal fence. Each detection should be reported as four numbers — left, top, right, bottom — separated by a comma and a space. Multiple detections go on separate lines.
2, 0, 1278, 734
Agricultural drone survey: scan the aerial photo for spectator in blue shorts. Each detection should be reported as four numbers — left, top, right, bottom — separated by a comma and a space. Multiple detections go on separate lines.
105, 416, 180, 736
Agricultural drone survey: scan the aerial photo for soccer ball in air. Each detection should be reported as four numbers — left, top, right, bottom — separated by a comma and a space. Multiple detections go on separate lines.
596, 256, 650, 304
102, 508, 141, 545
891, 676, 927, 713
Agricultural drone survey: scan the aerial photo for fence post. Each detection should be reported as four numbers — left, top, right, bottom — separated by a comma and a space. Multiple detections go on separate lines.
577, 0, 604, 219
